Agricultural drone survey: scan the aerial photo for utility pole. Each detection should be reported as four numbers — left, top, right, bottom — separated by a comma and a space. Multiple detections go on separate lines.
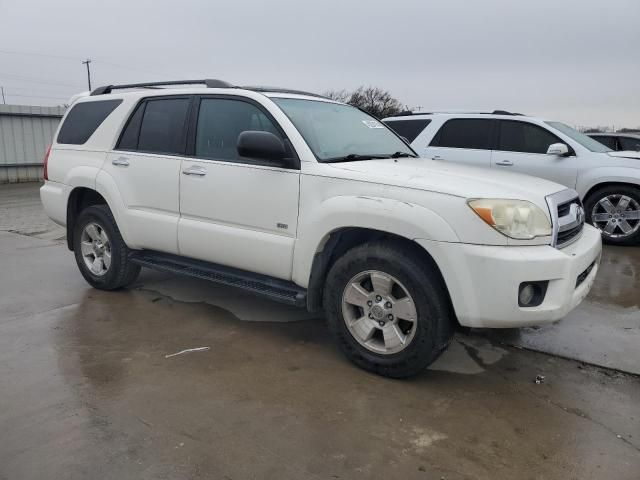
1, 86, 5, 104
82, 59, 92, 91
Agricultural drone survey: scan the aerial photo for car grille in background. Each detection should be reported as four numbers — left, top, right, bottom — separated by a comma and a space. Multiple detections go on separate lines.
556, 197, 584, 248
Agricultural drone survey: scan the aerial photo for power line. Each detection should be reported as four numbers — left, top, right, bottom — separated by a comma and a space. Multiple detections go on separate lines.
0, 72, 84, 88
4, 93, 69, 100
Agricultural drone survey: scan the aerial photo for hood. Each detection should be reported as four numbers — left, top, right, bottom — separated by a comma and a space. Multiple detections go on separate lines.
608, 151, 640, 160
324, 157, 567, 205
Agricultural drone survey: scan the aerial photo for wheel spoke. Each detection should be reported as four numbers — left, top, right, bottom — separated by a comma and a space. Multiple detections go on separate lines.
604, 221, 617, 234
91, 257, 104, 275
617, 196, 631, 210
392, 297, 417, 321
598, 197, 616, 214
343, 282, 370, 308
102, 250, 112, 269
351, 317, 377, 343
99, 228, 109, 244
85, 224, 100, 241
625, 210, 640, 220
591, 213, 610, 222
619, 220, 633, 234
370, 272, 393, 297
80, 240, 94, 257
382, 324, 406, 351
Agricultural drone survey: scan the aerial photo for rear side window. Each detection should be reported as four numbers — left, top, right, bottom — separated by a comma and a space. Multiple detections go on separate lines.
57, 99, 122, 144
117, 97, 191, 155
497, 120, 563, 154
430, 119, 494, 150
619, 136, 640, 151
383, 119, 431, 143
590, 135, 617, 150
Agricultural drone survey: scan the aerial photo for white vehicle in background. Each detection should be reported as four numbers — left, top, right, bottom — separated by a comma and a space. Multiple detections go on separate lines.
384, 111, 640, 245
588, 132, 640, 152
40, 82, 601, 378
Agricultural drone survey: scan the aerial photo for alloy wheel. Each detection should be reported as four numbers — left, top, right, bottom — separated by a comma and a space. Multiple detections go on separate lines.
591, 194, 640, 239
80, 222, 112, 276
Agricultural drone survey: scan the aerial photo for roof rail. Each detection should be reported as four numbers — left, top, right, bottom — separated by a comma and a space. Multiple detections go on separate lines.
90, 79, 233, 96
241, 86, 329, 100
388, 110, 526, 117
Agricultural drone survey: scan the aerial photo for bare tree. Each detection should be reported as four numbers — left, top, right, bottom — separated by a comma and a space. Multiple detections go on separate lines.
323, 86, 405, 118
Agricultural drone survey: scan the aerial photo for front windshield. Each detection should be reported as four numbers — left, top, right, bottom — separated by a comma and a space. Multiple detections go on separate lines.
272, 98, 415, 161
546, 121, 612, 153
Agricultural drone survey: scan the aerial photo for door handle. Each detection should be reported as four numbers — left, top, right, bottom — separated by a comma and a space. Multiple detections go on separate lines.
495, 160, 514, 166
432, 155, 444, 161
182, 166, 206, 177
112, 157, 130, 167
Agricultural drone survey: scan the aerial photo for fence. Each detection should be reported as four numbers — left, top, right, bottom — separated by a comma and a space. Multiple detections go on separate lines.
0, 104, 65, 183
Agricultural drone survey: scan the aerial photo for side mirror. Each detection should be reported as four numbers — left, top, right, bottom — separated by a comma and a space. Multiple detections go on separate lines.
547, 143, 569, 156
237, 131, 286, 162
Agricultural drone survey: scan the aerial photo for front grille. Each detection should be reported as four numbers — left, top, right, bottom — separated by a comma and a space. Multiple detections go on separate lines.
547, 191, 585, 248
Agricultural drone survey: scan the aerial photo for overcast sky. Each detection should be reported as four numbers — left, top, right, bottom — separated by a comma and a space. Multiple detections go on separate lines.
0, 0, 638, 128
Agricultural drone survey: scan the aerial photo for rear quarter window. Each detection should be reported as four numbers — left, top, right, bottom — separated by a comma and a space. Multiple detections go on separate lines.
57, 99, 122, 145
383, 119, 431, 143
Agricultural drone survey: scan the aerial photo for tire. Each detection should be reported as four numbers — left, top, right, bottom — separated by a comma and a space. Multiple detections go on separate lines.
584, 185, 640, 246
323, 240, 455, 378
73, 205, 141, 290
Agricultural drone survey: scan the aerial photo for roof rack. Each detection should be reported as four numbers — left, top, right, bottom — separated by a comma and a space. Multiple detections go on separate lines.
91, 79, 233, 95
389, 110, 525, 117
90, 79, 329, 99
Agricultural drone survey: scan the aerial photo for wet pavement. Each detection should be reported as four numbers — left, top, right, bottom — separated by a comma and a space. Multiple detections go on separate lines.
1, 183, 639, 479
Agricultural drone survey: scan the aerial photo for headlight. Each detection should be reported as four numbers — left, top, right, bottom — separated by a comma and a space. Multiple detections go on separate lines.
468, 199, 551, 240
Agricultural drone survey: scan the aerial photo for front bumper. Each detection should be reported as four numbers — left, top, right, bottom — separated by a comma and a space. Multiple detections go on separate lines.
416, 225, 602, 328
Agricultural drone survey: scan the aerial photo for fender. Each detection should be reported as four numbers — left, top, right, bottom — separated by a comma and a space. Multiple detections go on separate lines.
94, 169, 139, 248
291, 195, 459, 287
577, 167, 640, 199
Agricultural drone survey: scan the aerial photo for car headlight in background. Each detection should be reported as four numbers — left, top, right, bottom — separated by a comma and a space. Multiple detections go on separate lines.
468, 199, 551, 240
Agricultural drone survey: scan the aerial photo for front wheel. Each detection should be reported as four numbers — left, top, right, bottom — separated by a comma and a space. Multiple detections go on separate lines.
584, 186, 640, 245
323, 241, 455, 378
73, 205, 141, 290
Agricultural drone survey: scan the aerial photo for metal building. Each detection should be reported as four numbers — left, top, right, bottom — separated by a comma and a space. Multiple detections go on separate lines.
0, 104, 65, 183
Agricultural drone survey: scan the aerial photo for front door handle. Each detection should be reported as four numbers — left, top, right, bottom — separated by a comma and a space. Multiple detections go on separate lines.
112, 157, 130, 167
182, 166, 206, 177
432, 155, 444, 161
495, 160, 514, 166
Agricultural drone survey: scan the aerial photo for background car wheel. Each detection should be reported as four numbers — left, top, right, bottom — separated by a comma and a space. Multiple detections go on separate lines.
323, 240, 455, 378
585, 185, 640, 246
73, 205, 141, 290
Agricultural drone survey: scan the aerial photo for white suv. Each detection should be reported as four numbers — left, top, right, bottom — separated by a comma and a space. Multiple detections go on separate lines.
384, 111, 640, 245
41, 81, 601, 377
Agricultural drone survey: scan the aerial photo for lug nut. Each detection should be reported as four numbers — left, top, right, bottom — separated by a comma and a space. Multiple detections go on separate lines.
378, 321, 385, 327
385, 302, 392, 308
388, 314, 394, 320
367, 300, 372, 306
375, 295, 382, 301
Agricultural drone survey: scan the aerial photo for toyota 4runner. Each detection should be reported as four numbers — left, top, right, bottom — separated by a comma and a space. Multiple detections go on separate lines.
41, 80, 602, 378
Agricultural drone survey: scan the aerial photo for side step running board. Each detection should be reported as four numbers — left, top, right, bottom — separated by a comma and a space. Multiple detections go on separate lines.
130, 251, 307, 308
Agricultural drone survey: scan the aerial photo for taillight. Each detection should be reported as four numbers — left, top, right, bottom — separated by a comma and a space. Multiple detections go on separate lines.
43, 145, 51, 181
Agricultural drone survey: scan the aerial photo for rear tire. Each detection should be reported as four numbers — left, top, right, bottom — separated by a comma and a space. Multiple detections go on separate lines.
584, 185, 640, 246
323, 240, 455, 378
73, 205, 140, 290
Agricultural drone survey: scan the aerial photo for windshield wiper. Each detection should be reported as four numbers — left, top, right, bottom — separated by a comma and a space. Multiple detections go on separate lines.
390, 151, 417, 158
322, 154, 391, 163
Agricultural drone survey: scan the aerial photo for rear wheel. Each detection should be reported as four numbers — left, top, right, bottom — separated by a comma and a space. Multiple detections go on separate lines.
585, 185, 640, 245
73, 205, 140, 290
323, 241, 455, 378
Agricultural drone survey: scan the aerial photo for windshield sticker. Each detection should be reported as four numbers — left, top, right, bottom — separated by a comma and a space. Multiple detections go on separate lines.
362, 120, 385, 129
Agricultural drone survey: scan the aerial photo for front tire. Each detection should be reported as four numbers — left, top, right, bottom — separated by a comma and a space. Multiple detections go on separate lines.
73, 205, 140, 290
323, 240, 455, 378
584, 185, 640, 246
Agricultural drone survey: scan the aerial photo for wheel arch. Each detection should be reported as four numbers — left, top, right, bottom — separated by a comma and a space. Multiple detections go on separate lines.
305, 227, 454, 320
66, 187, 109, 250
582, 180, 640, 204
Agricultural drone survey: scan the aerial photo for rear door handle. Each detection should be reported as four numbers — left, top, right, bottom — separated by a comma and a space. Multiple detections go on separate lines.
112, 157, 130, 167
495, 160, 514, 166
182, 166, 206, 177
432, 155, 444, 161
